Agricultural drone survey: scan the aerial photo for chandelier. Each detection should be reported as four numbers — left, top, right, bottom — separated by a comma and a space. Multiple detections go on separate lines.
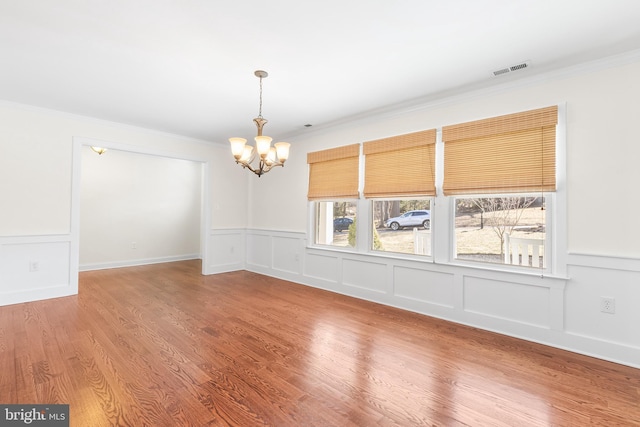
229, 70, 290, 177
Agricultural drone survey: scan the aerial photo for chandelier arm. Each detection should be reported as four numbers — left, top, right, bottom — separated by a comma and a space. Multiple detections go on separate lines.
237, 160, 264, 177
235, 158, 285, 177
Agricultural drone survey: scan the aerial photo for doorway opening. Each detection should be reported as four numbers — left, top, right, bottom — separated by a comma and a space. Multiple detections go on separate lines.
70, 137, 211, 292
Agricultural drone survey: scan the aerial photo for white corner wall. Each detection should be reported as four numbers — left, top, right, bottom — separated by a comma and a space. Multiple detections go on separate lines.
239, 53, 640, 369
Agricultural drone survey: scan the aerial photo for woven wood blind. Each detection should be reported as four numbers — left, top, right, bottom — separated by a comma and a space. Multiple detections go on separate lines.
363, 129, 436, 198
307, 144, 360, 200
442, 106, 557, 195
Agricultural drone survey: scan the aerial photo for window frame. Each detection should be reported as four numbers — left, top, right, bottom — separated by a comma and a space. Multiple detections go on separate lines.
369, 197, 434, 260
310, 199, 360, 251
447, 192, 553, 274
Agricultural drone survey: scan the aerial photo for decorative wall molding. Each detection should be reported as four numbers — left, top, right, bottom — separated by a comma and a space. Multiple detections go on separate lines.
568, 252, 640, 271
244, 228, 640, 369
207, 229, 246, 274
0, 234, 75, 306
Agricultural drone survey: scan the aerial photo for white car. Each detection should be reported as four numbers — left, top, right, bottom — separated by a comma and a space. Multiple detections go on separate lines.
385, 210, 430, 230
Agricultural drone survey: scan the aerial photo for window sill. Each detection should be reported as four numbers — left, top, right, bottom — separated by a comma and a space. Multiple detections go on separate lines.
306, 245, 568, 280
307, 244, 358, 254
307, 244, 433, 261
447, 258, 568, 280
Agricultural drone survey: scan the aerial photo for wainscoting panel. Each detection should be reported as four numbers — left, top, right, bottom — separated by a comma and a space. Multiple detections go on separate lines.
304, 252, 339, 283
564, 262, 640, 349
342, 259, 387, 293
246, 232, 271, 269
272, 235, 302, 275
393, 266, 455, 308
0, 235, 75, 306
463, 275, 551, 328
207, 229, 245, 274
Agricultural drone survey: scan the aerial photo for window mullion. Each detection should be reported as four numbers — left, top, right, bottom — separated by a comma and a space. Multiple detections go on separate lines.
356, 144, 370, 253
433, 131, 451, 263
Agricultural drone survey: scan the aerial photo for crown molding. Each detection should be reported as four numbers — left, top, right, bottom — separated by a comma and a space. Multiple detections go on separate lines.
0, 99, 219, 147
284, 48, 640, 140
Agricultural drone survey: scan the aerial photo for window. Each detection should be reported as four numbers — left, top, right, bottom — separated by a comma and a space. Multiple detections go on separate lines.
315, 201, 357, 248
372, 199, 432, 255
454, 195, 545, 267
363, 130, 436, 256
443, 106, 557, 269
308, 144, 360, 248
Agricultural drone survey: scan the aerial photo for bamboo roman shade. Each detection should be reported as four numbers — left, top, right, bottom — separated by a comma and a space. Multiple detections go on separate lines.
442, 106, 558, 195
307, 143, 360, 200
363, 129, 436, 198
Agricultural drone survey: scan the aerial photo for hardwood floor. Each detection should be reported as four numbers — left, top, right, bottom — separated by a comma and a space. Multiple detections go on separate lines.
0, 260, 638, 426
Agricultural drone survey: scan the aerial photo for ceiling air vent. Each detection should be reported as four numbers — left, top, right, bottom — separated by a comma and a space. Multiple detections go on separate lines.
492, 61, 530, 77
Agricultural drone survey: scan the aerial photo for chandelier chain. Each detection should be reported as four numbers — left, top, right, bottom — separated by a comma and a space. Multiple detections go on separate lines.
258, 75, 263, 118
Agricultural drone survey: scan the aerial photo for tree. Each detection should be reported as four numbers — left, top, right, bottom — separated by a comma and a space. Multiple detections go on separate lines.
373, 200, 400, 229
334, 202, 348, 218
400, 199, 430, 212
471, 197, 538, 256
348, 219, 383, 250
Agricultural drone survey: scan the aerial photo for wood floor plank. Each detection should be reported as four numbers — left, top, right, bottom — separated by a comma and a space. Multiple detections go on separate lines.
0, 303, 17, 402
0, 260, 638, 426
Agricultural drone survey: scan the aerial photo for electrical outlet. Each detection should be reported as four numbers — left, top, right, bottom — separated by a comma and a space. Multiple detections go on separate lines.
601, 297, 616, 314
131, 242, 137, 249
29, 261, 39, 272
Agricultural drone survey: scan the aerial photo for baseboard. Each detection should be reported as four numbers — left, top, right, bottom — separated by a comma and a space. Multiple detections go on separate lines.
79, 254, 201, 271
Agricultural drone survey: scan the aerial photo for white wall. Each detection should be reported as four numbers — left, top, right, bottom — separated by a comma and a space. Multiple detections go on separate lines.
79, 147, 202, 269
0, 102, 248, 305
240, 53, 640, 368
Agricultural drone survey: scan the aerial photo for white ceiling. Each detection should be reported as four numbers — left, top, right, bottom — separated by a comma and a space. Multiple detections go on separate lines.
2, 1, 640, 144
